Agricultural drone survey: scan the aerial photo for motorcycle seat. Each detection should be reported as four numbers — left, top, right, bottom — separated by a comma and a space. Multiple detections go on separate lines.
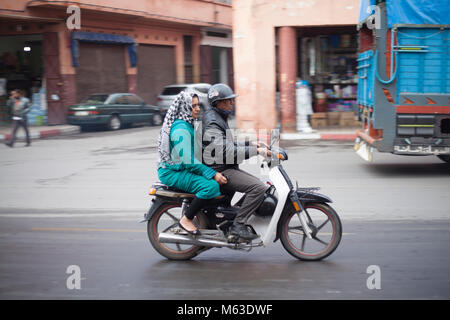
152, 182, 224, 199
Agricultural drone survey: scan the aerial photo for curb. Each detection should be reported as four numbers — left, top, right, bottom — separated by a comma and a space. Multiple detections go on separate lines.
0, 126, 80, 142
281, 132, 357, 141
320, 133, 357, 141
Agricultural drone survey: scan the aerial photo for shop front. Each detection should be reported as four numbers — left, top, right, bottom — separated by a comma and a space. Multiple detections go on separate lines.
0, 33, 46, 125
297, 26, 360, 128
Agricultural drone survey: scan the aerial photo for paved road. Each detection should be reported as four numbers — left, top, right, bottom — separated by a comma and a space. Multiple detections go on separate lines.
0, 215, 449, 300
0, 125, 449, 299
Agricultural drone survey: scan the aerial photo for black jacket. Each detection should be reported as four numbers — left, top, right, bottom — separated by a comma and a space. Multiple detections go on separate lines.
201, 107, 257, 172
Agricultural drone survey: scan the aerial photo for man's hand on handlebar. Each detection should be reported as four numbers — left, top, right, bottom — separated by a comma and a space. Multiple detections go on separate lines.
252, 141, 269, 148
257, 147, 272, 157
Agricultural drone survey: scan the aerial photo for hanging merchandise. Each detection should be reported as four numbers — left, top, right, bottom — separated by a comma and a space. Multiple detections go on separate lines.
296, 80, 313, 133
308, 40, 316, 77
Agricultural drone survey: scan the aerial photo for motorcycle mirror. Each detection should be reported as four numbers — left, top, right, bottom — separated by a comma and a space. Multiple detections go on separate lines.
270, 130, 280, 147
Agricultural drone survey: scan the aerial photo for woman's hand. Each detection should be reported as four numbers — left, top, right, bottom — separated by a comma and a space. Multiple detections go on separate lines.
214, 172, 228, 185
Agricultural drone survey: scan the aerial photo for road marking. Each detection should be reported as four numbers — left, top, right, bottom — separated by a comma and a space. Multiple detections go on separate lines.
31, 227, 145, 233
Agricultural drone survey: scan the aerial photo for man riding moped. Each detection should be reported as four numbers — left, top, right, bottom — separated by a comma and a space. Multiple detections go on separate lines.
201, 83, 271, 240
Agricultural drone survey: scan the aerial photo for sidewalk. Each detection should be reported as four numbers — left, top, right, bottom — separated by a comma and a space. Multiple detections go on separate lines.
228, 116, 359, 142
281, 126, 359, 141
0, 121, 358, 143
0, 123, 80, 142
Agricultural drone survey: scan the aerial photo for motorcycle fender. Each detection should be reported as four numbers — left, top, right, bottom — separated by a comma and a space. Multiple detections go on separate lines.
297, 190, 332, 203
140, 197, 174, 222
272, 190, 332, 242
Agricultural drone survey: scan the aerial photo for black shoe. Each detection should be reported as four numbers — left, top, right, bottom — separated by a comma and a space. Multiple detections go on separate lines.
230, 222, 258, 240
25, 143, 31, 147
5, 142, 13, 148
178, 219, 201, 236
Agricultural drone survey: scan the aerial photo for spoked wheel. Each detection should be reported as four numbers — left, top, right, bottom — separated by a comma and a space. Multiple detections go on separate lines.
147, 203, 207, 260
280, 202, 342, 261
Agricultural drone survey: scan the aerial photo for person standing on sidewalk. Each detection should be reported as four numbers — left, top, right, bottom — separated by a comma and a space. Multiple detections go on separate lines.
5, 89, 31, 147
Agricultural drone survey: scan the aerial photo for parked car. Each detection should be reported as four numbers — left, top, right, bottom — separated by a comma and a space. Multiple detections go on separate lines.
67, 93, 165, 130
156, 83, 211, 116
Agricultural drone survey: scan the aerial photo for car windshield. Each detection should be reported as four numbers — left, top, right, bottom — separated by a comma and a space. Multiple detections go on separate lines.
161, 87, 187, 96
82, 94, 109, 104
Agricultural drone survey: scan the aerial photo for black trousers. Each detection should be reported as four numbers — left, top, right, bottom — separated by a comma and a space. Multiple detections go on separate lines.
9, 118, 30, 146
220, 168, 268, 224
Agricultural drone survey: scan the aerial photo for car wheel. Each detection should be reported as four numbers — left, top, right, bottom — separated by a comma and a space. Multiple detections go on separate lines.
152, 113, 163, 126
108, 114, 121, 130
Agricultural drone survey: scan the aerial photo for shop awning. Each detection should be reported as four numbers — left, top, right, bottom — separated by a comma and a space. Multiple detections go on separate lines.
70, 31, 137, 67
359, 0, 450, 27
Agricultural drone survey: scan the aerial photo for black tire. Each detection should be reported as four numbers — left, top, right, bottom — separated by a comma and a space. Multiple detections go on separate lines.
280, 203, 342, 261
437, 155, 450, 163
151, 113, 163, 126
147, 202, 207, 260
107, 114, 121, 130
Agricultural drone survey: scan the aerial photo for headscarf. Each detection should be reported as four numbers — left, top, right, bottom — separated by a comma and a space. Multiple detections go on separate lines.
157, 90, 197, 166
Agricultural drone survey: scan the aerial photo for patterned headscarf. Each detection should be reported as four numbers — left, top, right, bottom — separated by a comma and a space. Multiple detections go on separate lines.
157, 90, 197, 166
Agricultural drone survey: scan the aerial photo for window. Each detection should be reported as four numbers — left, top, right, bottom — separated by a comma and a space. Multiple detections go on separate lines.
83, 94, 109, 104
195, 86, 210, 94
184, 35, 193, 83
161, 86, 187, 95
127, 94, 143, 105
114, 95, 129, 104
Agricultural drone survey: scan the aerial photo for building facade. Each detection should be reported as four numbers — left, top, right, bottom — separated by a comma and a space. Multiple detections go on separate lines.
0, 0, 233, 124
232, 0, 360, 132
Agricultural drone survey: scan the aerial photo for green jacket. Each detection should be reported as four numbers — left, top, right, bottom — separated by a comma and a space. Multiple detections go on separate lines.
159, 119, 217, 180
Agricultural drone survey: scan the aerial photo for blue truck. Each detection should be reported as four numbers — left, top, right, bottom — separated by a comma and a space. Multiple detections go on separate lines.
355, 0, 450, 162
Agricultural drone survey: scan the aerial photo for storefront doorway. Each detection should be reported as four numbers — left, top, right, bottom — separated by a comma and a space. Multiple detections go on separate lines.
297, 26, 360, 127
0, 34, 44, 124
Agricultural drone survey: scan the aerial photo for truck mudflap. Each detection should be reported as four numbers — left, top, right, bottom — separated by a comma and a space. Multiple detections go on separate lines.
354, 136, 374, 162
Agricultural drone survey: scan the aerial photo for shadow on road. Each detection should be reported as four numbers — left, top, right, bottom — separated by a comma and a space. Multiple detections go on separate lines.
363, 162, 450, 177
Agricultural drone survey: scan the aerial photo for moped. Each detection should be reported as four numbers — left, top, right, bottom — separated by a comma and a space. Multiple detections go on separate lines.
143, 132, 342, 261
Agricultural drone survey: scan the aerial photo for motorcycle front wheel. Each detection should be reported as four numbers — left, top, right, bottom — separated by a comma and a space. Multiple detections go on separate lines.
147, 202, 208, 260
280, 202, 342, 261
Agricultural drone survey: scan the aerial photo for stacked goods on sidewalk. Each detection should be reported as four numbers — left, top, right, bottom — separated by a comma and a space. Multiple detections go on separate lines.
310, 111, 360, 128
27, 87, 47, 126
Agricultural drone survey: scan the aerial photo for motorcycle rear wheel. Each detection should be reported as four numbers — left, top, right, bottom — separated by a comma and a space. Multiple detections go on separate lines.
147, 202, 208, 260
280, 202, 342, 261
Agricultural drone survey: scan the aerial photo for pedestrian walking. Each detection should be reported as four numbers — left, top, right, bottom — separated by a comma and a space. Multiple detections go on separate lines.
5, 89, 31, 147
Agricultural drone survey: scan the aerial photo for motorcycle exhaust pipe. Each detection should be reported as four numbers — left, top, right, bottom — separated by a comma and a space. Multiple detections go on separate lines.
158, 232, 236, 248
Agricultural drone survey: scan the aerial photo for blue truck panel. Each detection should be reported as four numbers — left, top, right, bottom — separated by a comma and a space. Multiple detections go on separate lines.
357, 50, 375, 107
396, 27, 449, 99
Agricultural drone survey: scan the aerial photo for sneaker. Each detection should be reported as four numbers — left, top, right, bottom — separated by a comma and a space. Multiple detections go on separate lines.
230, 222, 258, 240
